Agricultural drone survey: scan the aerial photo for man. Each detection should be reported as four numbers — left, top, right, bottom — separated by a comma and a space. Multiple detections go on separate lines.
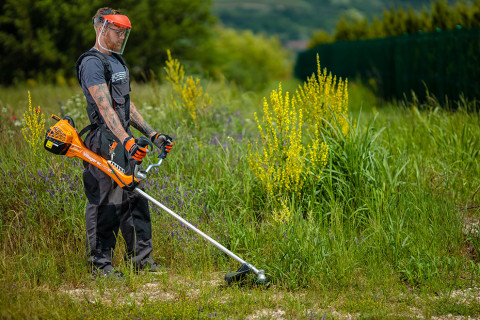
76, 7, 173, 277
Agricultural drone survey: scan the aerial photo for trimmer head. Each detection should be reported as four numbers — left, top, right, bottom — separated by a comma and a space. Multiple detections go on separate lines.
225, 263, 270, 287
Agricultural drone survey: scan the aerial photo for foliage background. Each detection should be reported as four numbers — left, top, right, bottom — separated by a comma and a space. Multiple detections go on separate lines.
212, 0, 438, 42
0, 0, 291, 90
324, 0, 480, 44
0, 0, 214, 85
1, 0, 466, 89
297, 0, 480, 105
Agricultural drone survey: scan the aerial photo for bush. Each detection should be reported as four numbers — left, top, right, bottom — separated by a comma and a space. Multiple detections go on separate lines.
248, 56, 349, 215
201, 26, 293, 91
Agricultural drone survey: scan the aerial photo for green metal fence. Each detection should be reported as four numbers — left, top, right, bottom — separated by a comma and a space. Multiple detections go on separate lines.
295, 27, 480, 103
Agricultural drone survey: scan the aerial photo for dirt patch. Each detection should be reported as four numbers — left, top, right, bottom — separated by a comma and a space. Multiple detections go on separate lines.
463, 216, 479, 236
58, 272, 480, 319
448, 286, 480, 304
62, 282, 177, 305
61, 272, 227, 305
246, 308, 286, 320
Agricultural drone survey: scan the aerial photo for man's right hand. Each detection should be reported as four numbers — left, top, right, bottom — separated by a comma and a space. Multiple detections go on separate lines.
123, 137, 148, 162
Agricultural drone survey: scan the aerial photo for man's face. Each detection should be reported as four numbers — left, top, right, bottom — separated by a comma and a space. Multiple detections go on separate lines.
102, 24, 127, 52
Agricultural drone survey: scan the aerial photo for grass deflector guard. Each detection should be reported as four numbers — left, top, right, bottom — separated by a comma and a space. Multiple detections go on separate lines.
44, 114, 269, 286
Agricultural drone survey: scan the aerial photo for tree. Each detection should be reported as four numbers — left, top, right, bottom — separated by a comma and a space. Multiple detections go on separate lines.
404, 6, 422, 34
0, 0, 215, 85
431, 0, 454, 30
334, 16, 354, 41
381, 8, 398, 37
472, 0, 480, 28
417, 5, 432, 32
455, 1, 470, 28
308, 29, 333, 48
122, 0, 215, 79
351, 18, 370, 40
0, 0, 101, 84
370, 16, 385, 38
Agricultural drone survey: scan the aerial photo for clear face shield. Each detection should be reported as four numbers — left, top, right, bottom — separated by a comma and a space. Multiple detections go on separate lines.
94, 14, 131, 55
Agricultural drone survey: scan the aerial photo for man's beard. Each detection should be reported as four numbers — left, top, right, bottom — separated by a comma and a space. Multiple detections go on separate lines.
105, 37, 122, 52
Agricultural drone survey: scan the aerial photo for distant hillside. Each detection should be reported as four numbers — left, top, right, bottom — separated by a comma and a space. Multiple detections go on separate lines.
212, 0, 448, 45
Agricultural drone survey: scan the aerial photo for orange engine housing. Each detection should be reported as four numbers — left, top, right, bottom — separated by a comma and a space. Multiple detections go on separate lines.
44, 115, 139, 189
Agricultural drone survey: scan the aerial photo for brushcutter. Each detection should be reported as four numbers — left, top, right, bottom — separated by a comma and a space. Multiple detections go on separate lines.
44, 114, 269, 286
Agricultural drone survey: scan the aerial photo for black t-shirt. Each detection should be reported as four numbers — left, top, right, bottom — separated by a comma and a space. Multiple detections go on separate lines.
78, 49, 130, 105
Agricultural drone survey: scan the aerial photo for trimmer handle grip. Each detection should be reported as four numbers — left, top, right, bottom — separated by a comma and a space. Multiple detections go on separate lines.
137, 136, 153, 149
133, 136, 155, 179
159, 145, 168, 160
134, 136, 153, 165
159, 137, 173, 160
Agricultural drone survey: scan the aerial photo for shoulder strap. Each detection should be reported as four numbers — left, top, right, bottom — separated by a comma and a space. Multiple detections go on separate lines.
75, 49, 113, 85
79, 123, 98, 138
112, 53, 127, 69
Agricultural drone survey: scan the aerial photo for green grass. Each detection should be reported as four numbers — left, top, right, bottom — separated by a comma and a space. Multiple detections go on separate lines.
1, 79, 480, 319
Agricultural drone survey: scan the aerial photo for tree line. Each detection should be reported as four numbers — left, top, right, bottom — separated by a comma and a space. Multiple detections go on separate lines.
0, 0, 290, 90
212, 0, 435, 43
309, 0, 480, 48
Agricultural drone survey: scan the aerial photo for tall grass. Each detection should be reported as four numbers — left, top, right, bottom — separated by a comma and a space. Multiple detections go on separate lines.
1, 76, 479, 318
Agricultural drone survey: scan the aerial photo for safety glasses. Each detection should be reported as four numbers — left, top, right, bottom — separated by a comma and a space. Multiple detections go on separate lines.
105, 25, 128, 37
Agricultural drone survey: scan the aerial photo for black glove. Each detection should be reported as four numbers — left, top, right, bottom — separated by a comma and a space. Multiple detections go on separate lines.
151, 133, 174, 158
123, 136, 148, 162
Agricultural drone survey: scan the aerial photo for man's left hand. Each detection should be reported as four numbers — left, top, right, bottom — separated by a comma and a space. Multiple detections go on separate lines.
151, 133, 174, 157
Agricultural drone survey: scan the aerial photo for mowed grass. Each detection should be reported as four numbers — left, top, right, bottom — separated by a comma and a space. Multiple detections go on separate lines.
1, 79, 480, 319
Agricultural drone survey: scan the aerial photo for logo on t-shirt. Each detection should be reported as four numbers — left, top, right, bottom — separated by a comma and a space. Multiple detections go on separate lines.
112, 71, 127, 83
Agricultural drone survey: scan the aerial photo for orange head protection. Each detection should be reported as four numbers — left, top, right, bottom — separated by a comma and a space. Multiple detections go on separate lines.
93, 9, 131, 55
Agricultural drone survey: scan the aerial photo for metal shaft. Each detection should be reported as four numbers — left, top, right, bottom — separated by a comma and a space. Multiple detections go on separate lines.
134, 187, 261, 275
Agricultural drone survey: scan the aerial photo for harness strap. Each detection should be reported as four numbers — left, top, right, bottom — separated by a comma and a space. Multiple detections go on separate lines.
75, 49, 113, 86
75, 49, 130, 138
75, 50, 128, 88
79, 123, 98, 138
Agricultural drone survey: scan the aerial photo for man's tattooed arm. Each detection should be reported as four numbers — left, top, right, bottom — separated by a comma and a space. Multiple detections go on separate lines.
87, 83, 129, 143
130, 101, 155, 139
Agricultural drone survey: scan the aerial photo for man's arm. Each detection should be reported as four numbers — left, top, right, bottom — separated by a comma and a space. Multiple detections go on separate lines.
130, 101, 156, 140
130, 101, 174, 157
87, 83, 129, 143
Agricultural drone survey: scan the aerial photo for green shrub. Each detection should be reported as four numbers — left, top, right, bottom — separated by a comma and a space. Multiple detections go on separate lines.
202, 26, 293, 91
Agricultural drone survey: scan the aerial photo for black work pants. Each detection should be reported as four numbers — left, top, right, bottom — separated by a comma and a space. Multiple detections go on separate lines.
83, 127, 153, 271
